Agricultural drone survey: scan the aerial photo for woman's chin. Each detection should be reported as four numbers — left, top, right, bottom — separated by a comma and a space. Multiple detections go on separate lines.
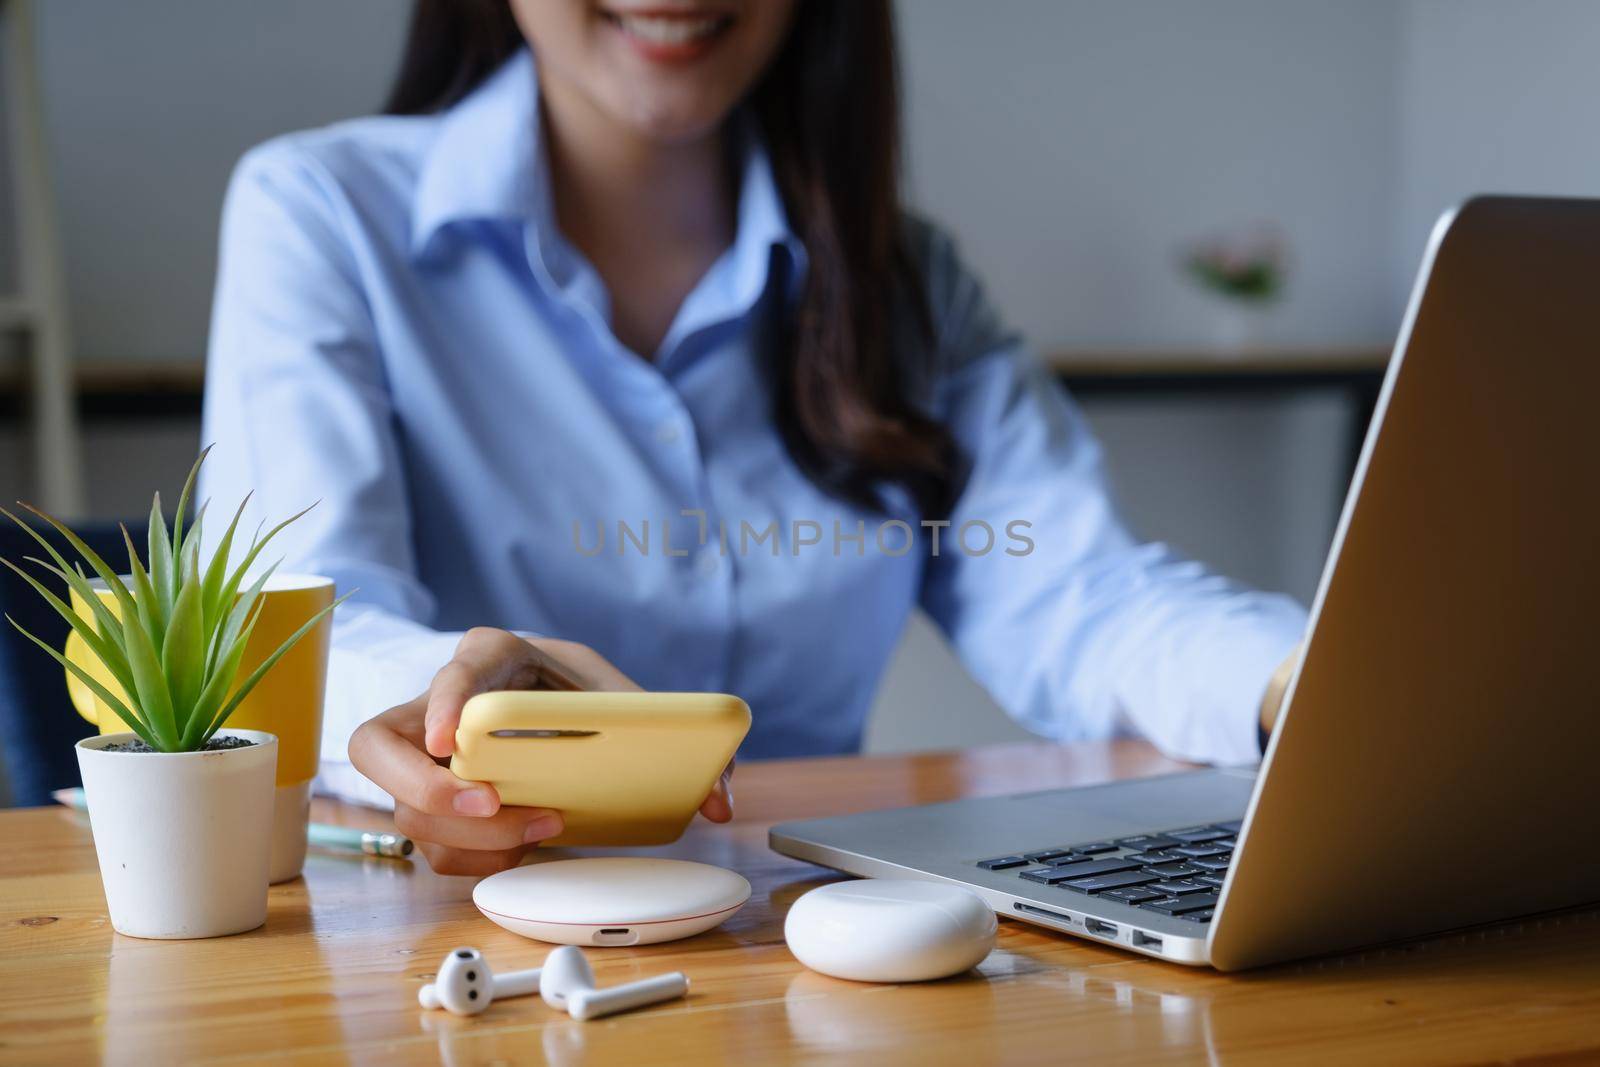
615, 96, 731, 147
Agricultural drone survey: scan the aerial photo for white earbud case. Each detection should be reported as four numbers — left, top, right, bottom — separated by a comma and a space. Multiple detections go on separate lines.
784, 879, 997, 982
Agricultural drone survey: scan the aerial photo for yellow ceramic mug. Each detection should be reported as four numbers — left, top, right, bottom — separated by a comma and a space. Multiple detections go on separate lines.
66, 574, 335, 883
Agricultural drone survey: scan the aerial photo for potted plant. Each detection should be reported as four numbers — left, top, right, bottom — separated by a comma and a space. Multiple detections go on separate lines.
1, 451, 345, 938
1181, 225, 1288, 351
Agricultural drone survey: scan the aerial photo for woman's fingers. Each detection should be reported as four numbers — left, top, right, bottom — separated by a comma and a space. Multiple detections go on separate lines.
423, 628, 530, 757
1259, 640, 1306, 735
416, 841, 531, 879
422, 630, 599, 757
349, 698, 502, 817
350, 695, 572, 876
525, 638, 644, 692
698, 760, 735, 823
422, 633, 644, 756
393, 801, 564, 852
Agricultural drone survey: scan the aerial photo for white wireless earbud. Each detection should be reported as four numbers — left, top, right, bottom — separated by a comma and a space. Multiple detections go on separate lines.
538, 945, 689, 1021
418, 947, 543, 1016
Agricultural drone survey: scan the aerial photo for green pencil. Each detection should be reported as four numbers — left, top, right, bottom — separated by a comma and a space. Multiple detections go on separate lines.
53, 788, 414, 859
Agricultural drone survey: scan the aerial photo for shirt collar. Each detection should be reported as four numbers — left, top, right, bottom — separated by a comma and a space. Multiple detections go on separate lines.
671, 113, 808, 328
410, 48, 806, 306
411, 50, 544, 256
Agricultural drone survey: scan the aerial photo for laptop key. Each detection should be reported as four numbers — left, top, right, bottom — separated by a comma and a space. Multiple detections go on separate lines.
978, 856, 1028, 870
1143, 862, 1201, 878
1117, 835, 1180, 851
1045, 853, 1098, 867
1019, 866, 1076, 884
1068, 841, 1117, 855
1023, 849, 1072, 863
1210, 820, 1244, 834
1168, 828, 1229, 844
1103, 886, 1164, 905
1181, 909, 1216, 923
1171, 844, 1229, 859
1141, 892, 1220, 915
1034, 857, 1141, 880
1059, 870, 1160, 894
1212, 837, 1238, 849
1150, 879, 1210, 896
1196, 874, 1227, 888
1191, 855, 1233, 873
1127, 851, 1183, 865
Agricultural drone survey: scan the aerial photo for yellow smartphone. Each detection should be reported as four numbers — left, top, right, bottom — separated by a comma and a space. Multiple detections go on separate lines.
450, 691, 751, 847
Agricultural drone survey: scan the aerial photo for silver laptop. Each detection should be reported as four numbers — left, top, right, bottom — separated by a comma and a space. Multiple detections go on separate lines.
770, 196, 1600, 970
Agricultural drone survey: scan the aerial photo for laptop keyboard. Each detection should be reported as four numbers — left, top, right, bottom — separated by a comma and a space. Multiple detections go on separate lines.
976, 820, 1243, 924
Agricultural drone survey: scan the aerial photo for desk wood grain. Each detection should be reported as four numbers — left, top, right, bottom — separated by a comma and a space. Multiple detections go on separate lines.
2, 741, 1596, 1066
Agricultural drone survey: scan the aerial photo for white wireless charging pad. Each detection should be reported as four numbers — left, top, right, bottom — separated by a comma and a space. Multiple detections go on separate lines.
784, 879, 997, 982
474, 858, 751, 947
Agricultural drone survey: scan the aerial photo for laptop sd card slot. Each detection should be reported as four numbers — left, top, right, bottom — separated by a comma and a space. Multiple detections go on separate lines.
1014, 902, 1079, 927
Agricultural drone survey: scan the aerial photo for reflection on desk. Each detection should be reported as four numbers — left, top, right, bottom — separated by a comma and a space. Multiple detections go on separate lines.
1, 740, 1596, 1065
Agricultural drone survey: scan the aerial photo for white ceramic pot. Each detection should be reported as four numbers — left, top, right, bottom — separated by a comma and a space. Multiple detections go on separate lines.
269, 780, 313, 884
75, 729, 278, 939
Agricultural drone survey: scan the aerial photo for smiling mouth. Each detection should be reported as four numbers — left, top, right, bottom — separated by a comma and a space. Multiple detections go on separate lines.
601, 7, 736, 59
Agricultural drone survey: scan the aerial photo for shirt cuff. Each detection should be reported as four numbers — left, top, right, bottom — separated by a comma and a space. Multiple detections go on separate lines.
1194, 599, 1306, 766
313, 606, 466, 808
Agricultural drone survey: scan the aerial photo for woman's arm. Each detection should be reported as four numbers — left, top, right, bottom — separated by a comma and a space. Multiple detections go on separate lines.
202, 142, 731, 871
200, 140, 489, 807
914, 223, 1308, 764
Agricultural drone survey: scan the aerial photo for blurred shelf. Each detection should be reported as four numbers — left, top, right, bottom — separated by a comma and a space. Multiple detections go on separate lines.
1048, 345, 1392, 486
0, 358, 204, 418
1050, 345, 1388, 375
0, 298, 38, 331
0, 347, 1392, 421
1049, 344, 1390, 394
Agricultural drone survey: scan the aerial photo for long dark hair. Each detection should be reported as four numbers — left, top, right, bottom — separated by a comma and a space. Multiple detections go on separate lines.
385, 1, 961, 518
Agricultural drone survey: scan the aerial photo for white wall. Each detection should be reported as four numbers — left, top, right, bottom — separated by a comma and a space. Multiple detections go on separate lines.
30, 0, 405, 363
1393, 0, 1600, 313
899, 0, 1401, 349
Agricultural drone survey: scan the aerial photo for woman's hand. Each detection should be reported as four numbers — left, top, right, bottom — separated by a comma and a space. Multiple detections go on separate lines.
349, 628, 734, 875
1259, 641, 1305, 736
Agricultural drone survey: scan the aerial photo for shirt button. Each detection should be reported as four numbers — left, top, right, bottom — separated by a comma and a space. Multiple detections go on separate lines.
655, 421, 682, 446
695, 548, 721, 577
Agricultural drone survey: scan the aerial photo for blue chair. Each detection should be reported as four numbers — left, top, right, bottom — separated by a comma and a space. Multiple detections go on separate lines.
0, 521, 140, 807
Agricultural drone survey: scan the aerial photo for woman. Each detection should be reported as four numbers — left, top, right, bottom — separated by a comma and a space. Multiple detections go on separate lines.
201, 0, 1305, 875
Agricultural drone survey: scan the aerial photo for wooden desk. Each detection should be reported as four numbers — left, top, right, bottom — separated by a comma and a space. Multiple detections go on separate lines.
3, 741, 1597, 1065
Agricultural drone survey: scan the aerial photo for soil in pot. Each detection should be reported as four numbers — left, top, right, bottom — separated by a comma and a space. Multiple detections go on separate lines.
101, 736, 259, 754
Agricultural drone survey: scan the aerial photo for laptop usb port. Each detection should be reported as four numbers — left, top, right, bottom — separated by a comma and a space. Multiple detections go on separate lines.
1132, 931, 1164, 951
1084, 918, 1119, 939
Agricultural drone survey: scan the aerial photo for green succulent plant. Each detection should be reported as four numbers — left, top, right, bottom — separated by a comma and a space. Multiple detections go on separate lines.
1, 449, 349, 752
